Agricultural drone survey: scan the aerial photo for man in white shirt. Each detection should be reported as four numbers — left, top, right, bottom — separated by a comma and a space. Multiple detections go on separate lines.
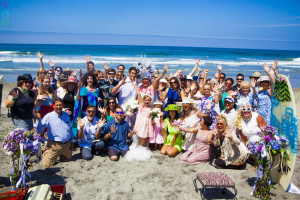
111, 67, 137, 127
220, 96, 237, 128
76, 105, 106, 160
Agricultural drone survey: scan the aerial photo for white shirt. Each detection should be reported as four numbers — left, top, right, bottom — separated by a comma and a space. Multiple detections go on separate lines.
241, 112, 261, 138
77, 116, 99, 148
221, 109, 237, 128
117, 78, 137, 111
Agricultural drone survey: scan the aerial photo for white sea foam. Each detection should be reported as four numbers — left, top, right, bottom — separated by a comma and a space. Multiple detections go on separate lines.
0, 54, 300, 68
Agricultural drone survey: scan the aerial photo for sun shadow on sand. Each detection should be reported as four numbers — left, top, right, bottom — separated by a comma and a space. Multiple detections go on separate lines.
29, 168, 72, 199
195, 187, 237, 200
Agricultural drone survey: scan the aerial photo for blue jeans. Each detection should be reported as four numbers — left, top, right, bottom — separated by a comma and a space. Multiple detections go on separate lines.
12, 118, 33, 131
81, 140, 105, 160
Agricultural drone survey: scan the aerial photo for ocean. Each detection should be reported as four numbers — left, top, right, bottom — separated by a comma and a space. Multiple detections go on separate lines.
1, 44, 300, 87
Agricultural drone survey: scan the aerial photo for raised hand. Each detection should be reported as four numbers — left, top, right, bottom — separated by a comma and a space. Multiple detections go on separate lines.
218, 82, 224, 89
36, 94, 47, 101
36, 52, 43, 59
132, 80, 137, 87
206, 101, 212, 111
250, 78, 256, 88
217, 65, 222, 71
272, 59, 278, 70
98, 106, 105, 114
158, 84, 164, 91
11, 90, 19, 100
196, 58, 201, 65
79, 69, 83, 77
231, 90, 239, 96
163, 64, 168, 73
263, 63, 270, 73
215, 71, 219, 79
103, 63, 110, 70
110, 124, 117, 133
70, 69, 77, 78
48, 60, 55, 67
204, 69, 209, 74
76, 117, 85, 128
97, 118, 106, 128
85, 55, 91, 63
121, 76, 127, 85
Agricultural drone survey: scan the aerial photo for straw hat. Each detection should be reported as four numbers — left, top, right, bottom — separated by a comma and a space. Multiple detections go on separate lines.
249, 72, 261, 79
64, 67, 72, 72
164, 104, 181, 112
61, 77, 78, 88
176, 97, 196, 108
257, 76, 270, 85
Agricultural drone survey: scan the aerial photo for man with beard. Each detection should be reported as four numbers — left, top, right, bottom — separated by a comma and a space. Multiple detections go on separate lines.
76, 105, 106, 160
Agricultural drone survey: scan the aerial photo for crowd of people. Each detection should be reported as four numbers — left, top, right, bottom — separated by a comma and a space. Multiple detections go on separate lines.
5, 53, 279, 169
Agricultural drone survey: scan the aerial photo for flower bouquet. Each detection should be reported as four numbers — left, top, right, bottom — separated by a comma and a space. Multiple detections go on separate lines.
150, 108, 162, 119
246, 125, 290, 200
2, 129, 41, 191
124, 99, 139, 114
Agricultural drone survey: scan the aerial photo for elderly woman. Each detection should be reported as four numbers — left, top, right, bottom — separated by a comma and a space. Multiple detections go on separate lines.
256, 63, 275, 124
56, 77, 79, 118
6, 74, 36, 131
213, 115, 249, 169
234, 102, 266, 147
236, 81, 257, 110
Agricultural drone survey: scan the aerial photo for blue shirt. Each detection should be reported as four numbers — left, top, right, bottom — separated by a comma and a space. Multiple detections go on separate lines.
34, 111, 73, 143
102, 119, 131, 152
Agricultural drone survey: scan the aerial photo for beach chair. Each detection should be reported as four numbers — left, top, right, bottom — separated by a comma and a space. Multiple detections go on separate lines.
193, 172, 237, 200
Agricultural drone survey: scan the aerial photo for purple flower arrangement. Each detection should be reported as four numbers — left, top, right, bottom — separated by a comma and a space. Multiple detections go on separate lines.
246, 125, 290, 199
2, 128, 41, 190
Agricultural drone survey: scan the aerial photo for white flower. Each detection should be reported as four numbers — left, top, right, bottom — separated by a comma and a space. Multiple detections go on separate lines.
247, 135, 262, 145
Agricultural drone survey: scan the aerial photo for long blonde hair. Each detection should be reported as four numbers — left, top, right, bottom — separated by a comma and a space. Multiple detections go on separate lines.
39, 77, 56, 97
233, 102, 251, 130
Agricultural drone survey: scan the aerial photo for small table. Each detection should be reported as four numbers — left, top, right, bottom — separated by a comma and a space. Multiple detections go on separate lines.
193, 172, 237, 200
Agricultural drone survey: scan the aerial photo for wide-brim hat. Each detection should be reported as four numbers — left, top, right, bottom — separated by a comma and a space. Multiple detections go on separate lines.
17, 74, 33, 82
186, 75, 193, 80
61, 77, 78, 88
164, 104, 181, 113
249, 72, 261, 79
176, 97, 195, 108
257, 76, 270, 84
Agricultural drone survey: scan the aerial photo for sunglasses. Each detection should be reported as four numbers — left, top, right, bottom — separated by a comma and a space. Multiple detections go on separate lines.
199, 77, 204, 79
170, 81, 176, 84
225, 82, 232, 85
237, 78, 244, 81
242, 108, 251, 112
56, 70, 62, 72
40, 72, 46, 74
217, 123, 224, 125
86, 110, 96, 113
108, 73, 115, 75
24, 80, 33, 84
260, 81, 269, 83
109, 102, 115, 104
220, 77, 225, 79
116, 111, 123, 114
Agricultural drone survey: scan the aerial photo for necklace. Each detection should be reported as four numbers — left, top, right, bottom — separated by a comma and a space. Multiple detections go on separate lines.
243, 116, 251, 123
20, 87, 29, 96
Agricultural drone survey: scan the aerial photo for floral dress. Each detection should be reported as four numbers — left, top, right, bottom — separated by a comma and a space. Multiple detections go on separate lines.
236, 90, 257, 111
200, 95, 217, 128
257, 90, 271, 124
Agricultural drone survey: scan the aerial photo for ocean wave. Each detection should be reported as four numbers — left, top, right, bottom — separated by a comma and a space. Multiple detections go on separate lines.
0, 55, 300, 68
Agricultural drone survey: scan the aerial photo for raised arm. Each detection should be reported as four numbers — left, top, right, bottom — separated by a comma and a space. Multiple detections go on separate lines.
162, 87, 169, 101
133, 81, 142, 104
153, 64, 168, 90
272, 60, 279, 76
111, 76, 127, 95
103, 63, 109, 79
188, 59, 200, 77
95, 118, 106, 138
195, 67, 202, 77
36, 52, 44, 69
263, 63, 275, 94
216, 65, 222, 83
85, 55, 91, 72
76, 69, 83, 101
48, 60, 55, 78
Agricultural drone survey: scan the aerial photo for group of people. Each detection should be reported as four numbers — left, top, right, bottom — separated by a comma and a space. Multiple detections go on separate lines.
5, 53, 278, 169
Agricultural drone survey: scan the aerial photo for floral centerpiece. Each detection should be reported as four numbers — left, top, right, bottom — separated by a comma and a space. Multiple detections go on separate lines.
2, 128, 41, 191
124, 99, 139, 114
246, 125, 290, 200
150, 108, 162, 119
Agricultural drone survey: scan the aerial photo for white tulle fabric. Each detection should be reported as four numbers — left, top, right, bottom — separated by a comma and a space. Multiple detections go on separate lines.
124, 135, 152, 162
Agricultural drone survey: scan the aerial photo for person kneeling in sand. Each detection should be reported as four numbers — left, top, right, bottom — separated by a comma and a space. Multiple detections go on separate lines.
103, 106, 134, 161
34, 97, 74, 168
76, 105, 106, 160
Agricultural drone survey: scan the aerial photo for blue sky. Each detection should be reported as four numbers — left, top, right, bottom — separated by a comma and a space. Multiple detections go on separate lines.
0, 0, 300, 50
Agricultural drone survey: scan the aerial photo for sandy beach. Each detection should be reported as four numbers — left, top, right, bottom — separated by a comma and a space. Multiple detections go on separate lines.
0, 82, 300, 200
